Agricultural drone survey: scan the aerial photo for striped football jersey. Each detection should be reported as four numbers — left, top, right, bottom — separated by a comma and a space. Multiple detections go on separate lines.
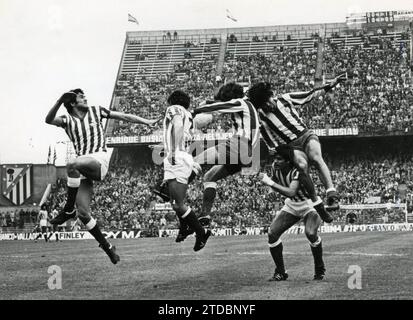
163, 104, 193, 155
193, 98, 260, 146
61, 106, 110, 156
271, 164, 311, 202
259, 90, 322, 149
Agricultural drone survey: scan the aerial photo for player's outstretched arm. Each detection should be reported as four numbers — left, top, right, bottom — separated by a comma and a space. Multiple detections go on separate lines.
283, 73, 347, 106
45, 92, 75, 127
259, 173, 299, 198
193, 100, 243, 115
108, 111, 162, 126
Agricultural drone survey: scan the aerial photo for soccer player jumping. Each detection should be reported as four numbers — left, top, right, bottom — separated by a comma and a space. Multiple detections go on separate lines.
248, 74, 347, 222
45, 89, 160, 264
259, 146, 326, 281
161, 90, 211, 250
192, 82, 260, 227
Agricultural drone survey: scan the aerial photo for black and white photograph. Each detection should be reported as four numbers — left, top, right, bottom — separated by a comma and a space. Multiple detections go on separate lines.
1, 0, 413, 306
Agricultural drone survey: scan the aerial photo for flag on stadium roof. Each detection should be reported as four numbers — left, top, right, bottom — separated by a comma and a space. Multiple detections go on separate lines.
226, 9, 237, 22
128, 13, 139, 25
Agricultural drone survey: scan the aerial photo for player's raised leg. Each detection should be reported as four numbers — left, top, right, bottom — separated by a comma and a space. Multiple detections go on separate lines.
303, 210, 325, 280
168, 179, 211, 251
305, 139, 339, 211
291, 148, 333, 222
50, 155, 101, 225
76, 178, 119, 264
267, 210, 300, 281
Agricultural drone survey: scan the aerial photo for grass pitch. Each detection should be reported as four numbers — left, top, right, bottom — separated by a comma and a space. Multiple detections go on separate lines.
1, 231, 412, 300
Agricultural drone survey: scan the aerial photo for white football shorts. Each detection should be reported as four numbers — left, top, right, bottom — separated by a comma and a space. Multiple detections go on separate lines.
163, 151, 194, 184
281, 198, 316, 218
78, 151, 110, 180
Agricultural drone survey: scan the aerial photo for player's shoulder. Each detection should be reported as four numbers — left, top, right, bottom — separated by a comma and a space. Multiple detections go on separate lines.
167, 105, 187, 116
231, 98, 244, 104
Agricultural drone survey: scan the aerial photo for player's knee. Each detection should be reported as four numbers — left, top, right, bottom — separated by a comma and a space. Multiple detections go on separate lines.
66, 159, 76, 170
305, 228, 318, 242
310, 153, 324, 166
296, 158, 308, 172
67, 159, 81, 174
268, 230, 281, 244
172, 203, 185, 215
203, 171, 214, 182
76, 205, 90, 217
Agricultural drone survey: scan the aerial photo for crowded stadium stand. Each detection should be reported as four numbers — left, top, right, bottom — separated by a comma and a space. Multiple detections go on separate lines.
2, 11, 413, 236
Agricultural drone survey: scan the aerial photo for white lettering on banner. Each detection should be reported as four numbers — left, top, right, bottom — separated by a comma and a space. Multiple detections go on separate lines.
159, 229, 179, 237
122, 231, 135, 239
2, 224, 413, 241
341, 203, 406, 210
212, 228, 233, 236
106, 132, 235, 146
107, 128, 359, 146
155, 203, 173, 211
319, 225, 342, 233
245, 227, 263, 235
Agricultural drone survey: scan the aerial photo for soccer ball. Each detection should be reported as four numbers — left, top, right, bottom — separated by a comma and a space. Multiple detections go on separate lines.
193, 113, 214, 129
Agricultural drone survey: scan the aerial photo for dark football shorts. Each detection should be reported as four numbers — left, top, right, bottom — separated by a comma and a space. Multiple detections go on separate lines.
215, 136, 255, 175
288, 129, 319, 151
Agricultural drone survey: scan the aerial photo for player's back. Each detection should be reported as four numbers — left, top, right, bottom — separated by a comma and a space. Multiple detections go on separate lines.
163, 104, 193, 155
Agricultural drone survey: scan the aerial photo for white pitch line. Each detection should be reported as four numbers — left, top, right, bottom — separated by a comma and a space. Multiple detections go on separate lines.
119, 251, 407, 258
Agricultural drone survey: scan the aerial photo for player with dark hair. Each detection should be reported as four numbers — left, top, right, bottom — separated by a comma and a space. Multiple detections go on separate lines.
45, 88, 160, 264
162, 90, 211, 250
259, 145, 326, 281
154, 82, 260, 232
248, 75, 347, 222
191, 82, 260, 227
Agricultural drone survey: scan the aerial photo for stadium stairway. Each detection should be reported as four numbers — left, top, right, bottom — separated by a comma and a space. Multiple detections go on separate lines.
215, 34, 228, 76
315, 39, 324, 82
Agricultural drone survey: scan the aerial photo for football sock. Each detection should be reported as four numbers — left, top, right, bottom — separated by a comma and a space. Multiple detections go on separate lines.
181, 209, 205, 237
80, 217, 110, 248
310, 237, 324, 268
44, 234, 48, 242
313, 198, 326, 214
178, 216, 189, 230
269, 241, 285, 274
201, 182, 217, 216
64, 177, 81, 212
